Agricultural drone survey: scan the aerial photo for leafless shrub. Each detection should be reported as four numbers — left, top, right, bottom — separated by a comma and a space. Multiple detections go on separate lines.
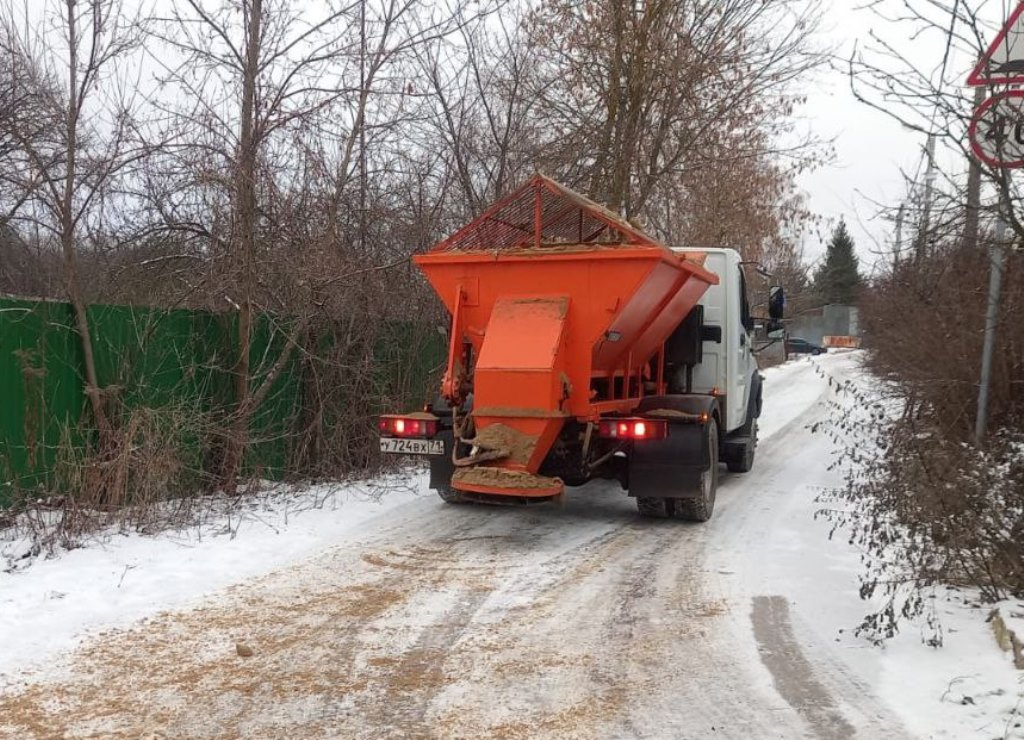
861, 240, 1024, 440
818, 236, 1024, 643
821, 397, 1024, 644
4, 396, 218, 554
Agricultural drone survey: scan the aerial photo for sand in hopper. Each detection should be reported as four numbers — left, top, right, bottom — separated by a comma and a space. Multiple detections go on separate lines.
645, 408, 702, 421
452, 466, 561, 491
456, 423, 557, 491
468, 423, 538, 465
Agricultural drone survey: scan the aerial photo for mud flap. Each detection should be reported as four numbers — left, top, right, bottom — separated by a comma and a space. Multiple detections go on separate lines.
628, 422, 711, 500
429, 429, 455, 492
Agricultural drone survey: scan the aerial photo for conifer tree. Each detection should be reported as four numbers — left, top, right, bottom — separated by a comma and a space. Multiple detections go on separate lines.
813, 220, 862, 305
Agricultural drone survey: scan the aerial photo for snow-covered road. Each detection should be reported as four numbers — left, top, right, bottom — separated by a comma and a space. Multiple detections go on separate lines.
1, 352, 1020, 739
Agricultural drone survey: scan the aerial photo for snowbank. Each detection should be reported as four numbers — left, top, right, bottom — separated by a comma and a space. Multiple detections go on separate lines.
0, 474, 428, 682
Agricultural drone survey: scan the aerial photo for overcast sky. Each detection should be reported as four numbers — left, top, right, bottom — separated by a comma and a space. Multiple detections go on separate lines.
792, 0, 1024, 278
796, 2, 941, 273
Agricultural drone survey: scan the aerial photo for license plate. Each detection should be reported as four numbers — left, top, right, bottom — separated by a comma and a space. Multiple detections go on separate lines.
379, 437, 445, 456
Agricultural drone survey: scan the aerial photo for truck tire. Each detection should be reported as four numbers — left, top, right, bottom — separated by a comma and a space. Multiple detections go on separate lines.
674, 418, 719, 522
430, 429, 464, 504
726, 416, 757, 474
636, 496, 671, 518
436, 483, 468, 505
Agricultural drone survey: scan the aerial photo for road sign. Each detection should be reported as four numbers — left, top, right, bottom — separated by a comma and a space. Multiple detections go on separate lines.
969, 91, 1024, 168
968, 2, 1024, 86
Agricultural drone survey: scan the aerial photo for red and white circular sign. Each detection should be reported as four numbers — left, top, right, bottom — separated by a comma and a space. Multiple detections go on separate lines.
970, 90, 1024, 169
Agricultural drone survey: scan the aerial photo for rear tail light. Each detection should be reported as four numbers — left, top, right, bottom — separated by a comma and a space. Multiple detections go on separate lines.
379, 415, 438, 438
597, 418, 668, 440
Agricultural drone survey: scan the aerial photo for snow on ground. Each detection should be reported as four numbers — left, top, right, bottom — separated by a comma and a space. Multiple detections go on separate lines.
876, 590, 1024, 739
997, 600, 1024, 660
0, 351, 1021, 738
0, 474, 428, 682
747, 352, 1024, 739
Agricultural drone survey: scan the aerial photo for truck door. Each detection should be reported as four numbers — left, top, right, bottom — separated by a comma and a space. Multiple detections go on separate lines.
734, 268, 756, 430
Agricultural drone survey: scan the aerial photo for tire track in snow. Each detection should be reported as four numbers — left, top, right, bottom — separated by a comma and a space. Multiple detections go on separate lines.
709, 352, 910, 738
752, 595, 856, 739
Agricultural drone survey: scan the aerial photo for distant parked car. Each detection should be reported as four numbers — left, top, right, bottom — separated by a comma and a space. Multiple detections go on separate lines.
786, 337, 826, 356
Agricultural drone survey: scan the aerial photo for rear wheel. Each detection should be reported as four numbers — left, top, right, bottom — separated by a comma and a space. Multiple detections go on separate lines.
636, 496, 671, 518
674, 418, 719, 522
436, 483, 468, 505
726, 416, 757, 474
431, 424, 465, 504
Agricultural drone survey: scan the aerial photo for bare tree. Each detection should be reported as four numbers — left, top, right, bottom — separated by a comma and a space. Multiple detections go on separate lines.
847, 1, 1024, 247
527, 0, 825, 224
147, 0, 486, 487
0, 9, 62, 292
0, 0, 147, 447
0, 29, 47, 220
416, 6, 545, 218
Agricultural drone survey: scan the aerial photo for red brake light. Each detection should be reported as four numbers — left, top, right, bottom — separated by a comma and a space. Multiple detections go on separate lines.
379, 416, 438, 438
597, 418, 667, 440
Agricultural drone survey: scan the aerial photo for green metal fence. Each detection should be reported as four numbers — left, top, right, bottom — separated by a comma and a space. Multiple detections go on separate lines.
0, 297, 442, 506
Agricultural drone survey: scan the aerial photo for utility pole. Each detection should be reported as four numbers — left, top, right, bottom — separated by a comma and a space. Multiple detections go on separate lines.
967, 12, 1020, 443
967, 86, 998, 443
894, 203, 905, 264
916, 134, 937, 263
975, 206, 1008, 443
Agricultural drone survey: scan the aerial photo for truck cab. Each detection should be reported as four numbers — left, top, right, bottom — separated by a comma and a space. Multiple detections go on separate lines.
680, 247, 761, 437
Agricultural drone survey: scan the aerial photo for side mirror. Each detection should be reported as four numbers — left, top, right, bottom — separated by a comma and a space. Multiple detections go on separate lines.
768, 286, 785, 320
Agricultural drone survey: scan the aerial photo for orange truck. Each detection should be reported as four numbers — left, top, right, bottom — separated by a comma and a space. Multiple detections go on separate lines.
379, 175, 785, 521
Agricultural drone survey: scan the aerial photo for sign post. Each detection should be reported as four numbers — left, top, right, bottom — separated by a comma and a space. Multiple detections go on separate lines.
967, 3, 1024, 442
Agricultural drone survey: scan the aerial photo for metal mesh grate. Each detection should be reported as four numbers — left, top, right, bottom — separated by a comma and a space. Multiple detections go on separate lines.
431, 175, 664, 253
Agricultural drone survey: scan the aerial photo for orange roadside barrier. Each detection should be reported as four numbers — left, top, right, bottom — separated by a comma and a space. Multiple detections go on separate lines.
823, 336, 861, 349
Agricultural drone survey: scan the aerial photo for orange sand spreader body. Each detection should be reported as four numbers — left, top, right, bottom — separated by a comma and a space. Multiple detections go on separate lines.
411, 176, 718, 499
